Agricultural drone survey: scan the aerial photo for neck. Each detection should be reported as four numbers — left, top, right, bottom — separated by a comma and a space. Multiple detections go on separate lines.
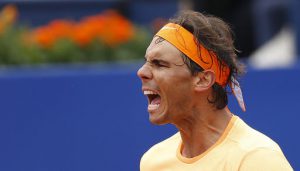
175, 107, 232, 158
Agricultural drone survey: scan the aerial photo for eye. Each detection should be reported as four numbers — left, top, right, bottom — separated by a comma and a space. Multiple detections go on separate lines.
151, 59, 165, 67
144, 58, 169, 68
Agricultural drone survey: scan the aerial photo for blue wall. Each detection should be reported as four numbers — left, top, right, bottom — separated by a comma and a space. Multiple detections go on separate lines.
0, 62, 299, 170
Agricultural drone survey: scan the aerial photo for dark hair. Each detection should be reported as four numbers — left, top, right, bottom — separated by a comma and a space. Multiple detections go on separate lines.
169, 10, 245, 109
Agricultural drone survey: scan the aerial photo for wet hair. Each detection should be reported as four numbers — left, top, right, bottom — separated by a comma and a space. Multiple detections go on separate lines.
169, 10, 245, 109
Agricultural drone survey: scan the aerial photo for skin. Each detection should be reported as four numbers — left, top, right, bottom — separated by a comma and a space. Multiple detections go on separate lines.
137, 36, 233, 158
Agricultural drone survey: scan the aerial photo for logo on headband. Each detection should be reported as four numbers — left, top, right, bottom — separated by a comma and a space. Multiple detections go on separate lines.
161, 26, 177, 30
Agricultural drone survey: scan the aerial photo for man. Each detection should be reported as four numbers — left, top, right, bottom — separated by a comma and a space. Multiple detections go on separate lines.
137, 11, 293, 170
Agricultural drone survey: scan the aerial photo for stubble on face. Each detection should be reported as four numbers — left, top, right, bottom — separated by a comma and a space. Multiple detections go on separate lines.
144, 37, 195, 126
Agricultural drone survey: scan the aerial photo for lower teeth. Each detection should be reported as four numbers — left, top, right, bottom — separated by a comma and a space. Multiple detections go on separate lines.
148, 104, 159, 110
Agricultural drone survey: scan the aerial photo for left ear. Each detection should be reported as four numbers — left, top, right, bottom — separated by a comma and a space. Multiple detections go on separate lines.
193, 70, 216, 92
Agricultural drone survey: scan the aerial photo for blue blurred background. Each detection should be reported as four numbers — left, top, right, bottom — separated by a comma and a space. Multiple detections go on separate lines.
0, 0, 299, 170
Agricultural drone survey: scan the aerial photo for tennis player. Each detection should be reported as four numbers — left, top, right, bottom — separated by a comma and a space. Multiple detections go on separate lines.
137, 10, 293, 170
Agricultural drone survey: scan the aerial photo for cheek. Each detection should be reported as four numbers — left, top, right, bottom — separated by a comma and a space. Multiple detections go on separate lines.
162, 76, 193, 104
154, 68, 193, 98
165, 88, 193, 119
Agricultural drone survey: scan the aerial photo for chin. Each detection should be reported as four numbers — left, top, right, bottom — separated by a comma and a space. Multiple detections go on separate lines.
148, 113, 169, 125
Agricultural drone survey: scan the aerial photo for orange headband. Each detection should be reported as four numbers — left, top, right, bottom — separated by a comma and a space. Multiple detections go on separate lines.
156, 23, 230, 86
156, 23, 246, 112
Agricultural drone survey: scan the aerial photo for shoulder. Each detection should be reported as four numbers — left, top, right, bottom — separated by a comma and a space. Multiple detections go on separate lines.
228, 117, 293, 170
229, 117, 282, 152
238, 148, 293, 171
140, 132, 180, 164
142, 132, 180, 157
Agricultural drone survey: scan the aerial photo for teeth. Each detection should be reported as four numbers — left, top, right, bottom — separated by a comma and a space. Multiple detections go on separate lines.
144, 90, 158, 95
148, 104, 160, 110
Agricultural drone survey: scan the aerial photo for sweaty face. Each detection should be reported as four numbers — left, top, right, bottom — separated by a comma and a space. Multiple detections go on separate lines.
137, 37, 194, 125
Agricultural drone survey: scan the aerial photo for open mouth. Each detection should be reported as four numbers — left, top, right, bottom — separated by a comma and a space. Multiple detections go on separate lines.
144, 90, 161, 111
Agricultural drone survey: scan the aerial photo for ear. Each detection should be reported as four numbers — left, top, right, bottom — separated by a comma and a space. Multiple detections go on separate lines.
193, 70, 216, 92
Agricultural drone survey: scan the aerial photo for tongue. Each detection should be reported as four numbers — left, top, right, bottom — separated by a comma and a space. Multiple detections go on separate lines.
151, 96, 161, 105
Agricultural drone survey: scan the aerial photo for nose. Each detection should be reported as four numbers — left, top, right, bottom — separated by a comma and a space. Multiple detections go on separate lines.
137, 63, 152, 81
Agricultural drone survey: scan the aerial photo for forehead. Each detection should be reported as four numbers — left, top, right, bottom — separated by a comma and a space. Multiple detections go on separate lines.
145, 36, 182, 62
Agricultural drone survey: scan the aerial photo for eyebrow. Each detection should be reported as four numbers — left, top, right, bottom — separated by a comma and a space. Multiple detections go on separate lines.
144, 54, 169, 63
153, 58, 170, 65
144, 56, 166, 62
145, 51, 182, 66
